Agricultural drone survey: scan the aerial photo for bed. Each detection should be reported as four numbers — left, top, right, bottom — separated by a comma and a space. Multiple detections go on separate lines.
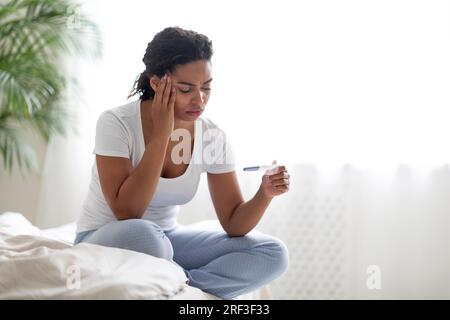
0, 212, 270, 300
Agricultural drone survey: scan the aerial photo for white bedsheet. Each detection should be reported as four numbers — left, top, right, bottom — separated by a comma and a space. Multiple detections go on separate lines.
0, 212, 193, 299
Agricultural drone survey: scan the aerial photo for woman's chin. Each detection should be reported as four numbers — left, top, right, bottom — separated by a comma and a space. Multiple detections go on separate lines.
176, 111, 202, 121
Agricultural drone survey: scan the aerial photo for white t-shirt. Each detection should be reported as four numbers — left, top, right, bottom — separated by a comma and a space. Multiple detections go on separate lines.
76, 99, 236, 233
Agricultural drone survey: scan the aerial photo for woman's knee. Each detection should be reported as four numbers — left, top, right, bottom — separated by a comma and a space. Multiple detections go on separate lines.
265, 238, 289, 277
86, 219, 174, 260
250, 236, 289, 279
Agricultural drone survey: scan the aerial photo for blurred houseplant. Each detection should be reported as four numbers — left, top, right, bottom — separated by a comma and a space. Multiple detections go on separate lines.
0, 0, 101, 175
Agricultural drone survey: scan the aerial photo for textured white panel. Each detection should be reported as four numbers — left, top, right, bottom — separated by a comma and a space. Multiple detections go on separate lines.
256, 164, 353, 300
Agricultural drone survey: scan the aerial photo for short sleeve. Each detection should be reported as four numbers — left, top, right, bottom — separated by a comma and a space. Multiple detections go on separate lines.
93, 111, 130, 158
202, 127, 236, 174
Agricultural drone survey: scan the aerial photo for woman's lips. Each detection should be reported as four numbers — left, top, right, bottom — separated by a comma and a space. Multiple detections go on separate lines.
186, 109, 203, 116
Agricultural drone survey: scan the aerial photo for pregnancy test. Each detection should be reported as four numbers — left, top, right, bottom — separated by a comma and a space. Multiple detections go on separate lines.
243, 165, 279, 171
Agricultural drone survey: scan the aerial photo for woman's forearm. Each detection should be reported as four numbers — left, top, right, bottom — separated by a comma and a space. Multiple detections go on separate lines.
226, 185, 273, 237
115, 138, 168, 219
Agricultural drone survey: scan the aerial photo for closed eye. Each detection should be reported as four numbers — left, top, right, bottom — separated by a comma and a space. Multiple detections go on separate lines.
179, 88, 211, 94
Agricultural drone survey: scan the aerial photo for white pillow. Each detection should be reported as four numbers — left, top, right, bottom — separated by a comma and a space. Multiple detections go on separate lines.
0, 211, 41, 236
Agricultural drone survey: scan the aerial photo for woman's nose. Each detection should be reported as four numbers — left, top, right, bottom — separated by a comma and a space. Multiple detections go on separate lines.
192, 90, 206, 105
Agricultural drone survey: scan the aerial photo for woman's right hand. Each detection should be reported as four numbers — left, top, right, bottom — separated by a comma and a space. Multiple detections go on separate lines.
150, 74, 176, 141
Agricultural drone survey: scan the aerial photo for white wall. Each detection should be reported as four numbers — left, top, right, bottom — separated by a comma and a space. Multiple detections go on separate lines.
0, 128, 47, 224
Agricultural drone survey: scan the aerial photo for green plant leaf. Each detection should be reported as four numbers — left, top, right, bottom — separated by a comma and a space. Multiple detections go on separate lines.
0, 0, 101, 175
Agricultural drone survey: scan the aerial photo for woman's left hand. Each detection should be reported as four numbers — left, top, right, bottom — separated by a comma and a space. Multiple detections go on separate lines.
260, 162, 290, 199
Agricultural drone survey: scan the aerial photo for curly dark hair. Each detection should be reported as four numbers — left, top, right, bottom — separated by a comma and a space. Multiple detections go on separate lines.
128, 26, 214, 101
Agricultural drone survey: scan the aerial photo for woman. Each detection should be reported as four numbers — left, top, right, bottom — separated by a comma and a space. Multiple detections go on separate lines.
75, 26, 290, 299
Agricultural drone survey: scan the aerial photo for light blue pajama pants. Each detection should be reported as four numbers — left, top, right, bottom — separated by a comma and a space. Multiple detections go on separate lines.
74, 219, 289, 299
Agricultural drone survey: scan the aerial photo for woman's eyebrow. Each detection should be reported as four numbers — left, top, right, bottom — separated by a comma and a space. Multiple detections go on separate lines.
176, 78, 213, 86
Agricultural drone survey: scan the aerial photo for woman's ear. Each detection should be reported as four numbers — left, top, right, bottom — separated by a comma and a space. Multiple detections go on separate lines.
149, 75, 161, 92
